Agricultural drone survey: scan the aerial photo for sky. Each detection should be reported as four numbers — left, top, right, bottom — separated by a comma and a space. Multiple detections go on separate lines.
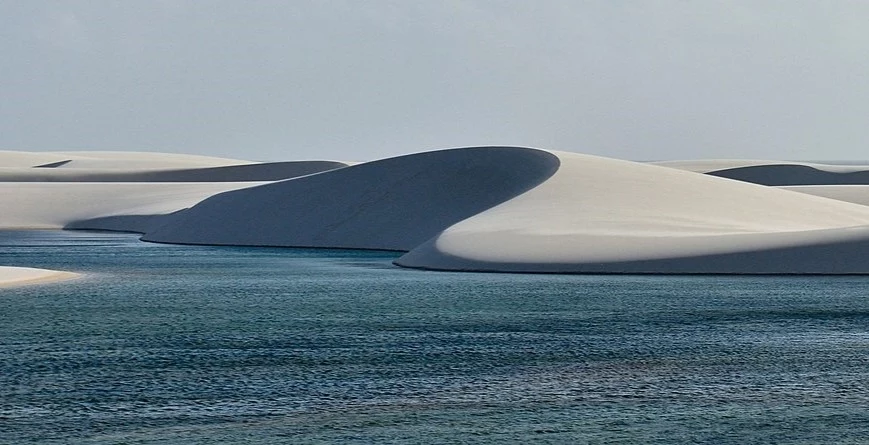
2, 1, 869, 162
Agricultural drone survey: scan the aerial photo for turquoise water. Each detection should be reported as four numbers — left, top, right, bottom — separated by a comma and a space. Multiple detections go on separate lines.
2, 231, 869, 444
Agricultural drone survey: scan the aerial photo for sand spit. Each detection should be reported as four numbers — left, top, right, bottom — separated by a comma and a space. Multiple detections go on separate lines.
395, 151, 869, 273
0, 266, 80, 288
142, 147, 560, 250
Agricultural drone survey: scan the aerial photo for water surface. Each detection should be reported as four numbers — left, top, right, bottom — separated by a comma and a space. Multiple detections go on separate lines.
2, 231, 868, 444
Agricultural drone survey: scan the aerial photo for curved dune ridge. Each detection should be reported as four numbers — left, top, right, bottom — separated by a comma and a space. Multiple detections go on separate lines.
395, 150, 869, 274
0, 266, 80, 288
142, 147, 561, 250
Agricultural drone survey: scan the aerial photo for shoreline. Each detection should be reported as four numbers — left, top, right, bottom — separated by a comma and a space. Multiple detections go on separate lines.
0, 266, 81, 288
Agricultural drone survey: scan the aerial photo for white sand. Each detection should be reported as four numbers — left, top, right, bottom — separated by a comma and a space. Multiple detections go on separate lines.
396, 150, 869, 273
142, 147, 560, 250
0, 182, 265, 229
0, 266, 80, 288
0, 151, 346, 232
781, 186, 869, 207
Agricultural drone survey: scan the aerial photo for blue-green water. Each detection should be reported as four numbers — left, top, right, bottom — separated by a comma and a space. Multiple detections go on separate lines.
2, 231, 869, 444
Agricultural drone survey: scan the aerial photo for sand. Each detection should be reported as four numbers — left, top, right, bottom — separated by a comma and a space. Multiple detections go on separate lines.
0, 266, 80, 288
0, 182, 266, 229
779, 186, 869, 206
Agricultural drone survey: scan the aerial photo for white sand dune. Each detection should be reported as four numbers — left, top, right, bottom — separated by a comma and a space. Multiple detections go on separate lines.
8, 147, 869, 274
655, 159, 869, 186
0, 151, 346, 232
0, 266, 80, 288
0, 182, 265, 229
395, 151, 869, 273
142, 147, 561, 250
781, 185, 869, 207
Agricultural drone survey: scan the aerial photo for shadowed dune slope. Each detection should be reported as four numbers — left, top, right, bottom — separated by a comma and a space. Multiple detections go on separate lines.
0, 161, 347, 182
142, 147, 561, 251
396, 151, 869, 274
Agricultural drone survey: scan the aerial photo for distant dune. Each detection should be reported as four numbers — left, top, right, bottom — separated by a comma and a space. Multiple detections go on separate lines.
655, 159, 869, 186
707, 164, 869, 186
0, 182, 263, 229
0, 151, 345, 230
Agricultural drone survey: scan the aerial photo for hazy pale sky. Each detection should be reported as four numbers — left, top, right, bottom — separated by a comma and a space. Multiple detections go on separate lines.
2, 1, 868, 162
